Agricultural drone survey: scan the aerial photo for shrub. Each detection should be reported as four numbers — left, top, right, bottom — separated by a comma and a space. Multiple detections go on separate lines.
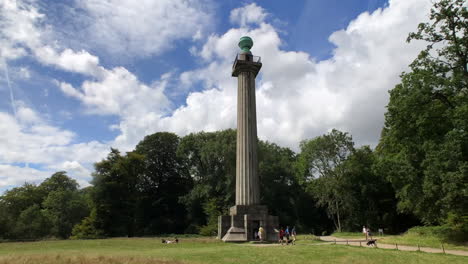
71, 212, 103, 239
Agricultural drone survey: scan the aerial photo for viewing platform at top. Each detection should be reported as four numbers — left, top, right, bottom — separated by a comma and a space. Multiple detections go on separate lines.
232, 53, 262, 77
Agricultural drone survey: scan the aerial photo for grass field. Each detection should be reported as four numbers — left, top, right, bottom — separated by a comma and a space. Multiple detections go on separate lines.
0, 236, 466, 264
332, 231, 468, 251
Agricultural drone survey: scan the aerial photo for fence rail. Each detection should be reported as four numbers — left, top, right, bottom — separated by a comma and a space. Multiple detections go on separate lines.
233, 54, 261, 64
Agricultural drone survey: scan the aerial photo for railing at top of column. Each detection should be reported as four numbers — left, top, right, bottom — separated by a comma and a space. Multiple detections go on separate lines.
233, 54, 261, 65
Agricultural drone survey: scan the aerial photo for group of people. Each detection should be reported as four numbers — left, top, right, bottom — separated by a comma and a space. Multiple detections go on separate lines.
278, 226, 296, 245
254, 225, 297, 245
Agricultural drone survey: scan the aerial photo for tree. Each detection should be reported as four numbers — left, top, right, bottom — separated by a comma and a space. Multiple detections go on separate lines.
296, 129, 355, 232
378, 0, 467, 227
13, 205, 52, 239
177, 129, 236, 234
0, 172, 89, 239
259, 141, 330, 233
42, 189, 89, 238
0, 183, 46, 239
134, 132, 191, 235
39, 172, 89, 238
342, 146, 419, 233
258, 141, 298, 226
40, 171, 78, 193
91, 149, 145, 237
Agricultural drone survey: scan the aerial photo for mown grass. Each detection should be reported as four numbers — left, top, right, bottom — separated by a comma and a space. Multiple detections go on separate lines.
331, 232, 366, 239
0, 236, 466, 264
332, 228, 468, 251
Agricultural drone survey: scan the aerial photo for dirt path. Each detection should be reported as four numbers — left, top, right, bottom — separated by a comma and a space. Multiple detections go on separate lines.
319, 236, 468, 257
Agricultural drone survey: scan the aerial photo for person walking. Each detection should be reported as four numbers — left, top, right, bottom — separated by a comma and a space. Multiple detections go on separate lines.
291, 226, 297, 245
258, 226, 265, 241
378, 228, 384, 236
367, 228, 373, 240
285, 226, 290, 245
279, 227, 285, 245
362, 226, 368, 240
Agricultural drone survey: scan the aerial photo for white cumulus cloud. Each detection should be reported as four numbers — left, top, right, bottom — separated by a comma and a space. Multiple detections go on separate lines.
158, 0, 431, 149
0, 0, 436, 192
0, 106, 109, 189
230, 3, 267, 27
76, 0, 214, 58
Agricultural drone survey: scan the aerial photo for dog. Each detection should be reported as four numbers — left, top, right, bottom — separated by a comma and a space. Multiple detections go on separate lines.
366, 239, 377, 247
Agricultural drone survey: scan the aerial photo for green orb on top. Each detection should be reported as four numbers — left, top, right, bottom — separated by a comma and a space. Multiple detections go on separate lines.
238, 36, 253, 53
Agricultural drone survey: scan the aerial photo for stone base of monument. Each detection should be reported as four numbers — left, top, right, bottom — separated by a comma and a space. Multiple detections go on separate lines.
218, 205, 279, 242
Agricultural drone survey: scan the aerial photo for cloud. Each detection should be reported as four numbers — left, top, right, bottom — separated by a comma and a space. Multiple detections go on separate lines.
0, 105, 109, 189
58, 0, 432, 151
59, 67, 169, 116
75, 0, 214, 58
158, 0, 431, 149
230, 3, 267, 27
1, 0, 171, 151
0, 0, 43, 60
57, 67, 171, 151
0, 0, 435, 192
34, 46, 100, 76
48, 161, 92, 188
0, 164, 50, 188
0, 0, 100, 76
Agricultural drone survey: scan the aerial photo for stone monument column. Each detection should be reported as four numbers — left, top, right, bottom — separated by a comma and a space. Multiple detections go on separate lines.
218, 36, 278, 242
234, 38, 261, 206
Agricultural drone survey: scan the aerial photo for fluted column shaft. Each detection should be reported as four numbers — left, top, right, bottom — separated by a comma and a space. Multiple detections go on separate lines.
236, 70, 260, 205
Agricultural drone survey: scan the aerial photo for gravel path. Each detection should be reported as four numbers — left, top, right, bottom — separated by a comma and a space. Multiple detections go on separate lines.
319, 236, 468, 257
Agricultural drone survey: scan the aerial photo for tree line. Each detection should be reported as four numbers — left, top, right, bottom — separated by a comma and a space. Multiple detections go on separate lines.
0, 0, 466, 241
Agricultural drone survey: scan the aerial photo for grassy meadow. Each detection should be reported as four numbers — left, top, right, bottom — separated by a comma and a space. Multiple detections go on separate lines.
0, 236, 466, 264
332, 229, 468, 251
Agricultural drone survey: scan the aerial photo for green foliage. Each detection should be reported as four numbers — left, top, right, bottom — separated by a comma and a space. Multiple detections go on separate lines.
177, 130, 330, 235
296, 129, 355, 232
378, 0, 468, 228
259, 140, 329, 232
135, 132, 191, 235
36, 172, 89, 239
43, 190, 89, 239
90, 132, 191, 237
3, 2, 466, 239
177, 130, 237, 233
0, 172, 89, 240
40, 171, 79, 193
71, 210, 103, 239
13, 205, 52, 239
0, 183, 45, 222
91, 149, 145, 236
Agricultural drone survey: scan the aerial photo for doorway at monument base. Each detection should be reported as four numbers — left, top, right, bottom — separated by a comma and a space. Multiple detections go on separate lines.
218, 205, 279, 242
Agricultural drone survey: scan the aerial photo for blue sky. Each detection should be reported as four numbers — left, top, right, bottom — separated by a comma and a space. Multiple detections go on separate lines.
0, 0, 432, 192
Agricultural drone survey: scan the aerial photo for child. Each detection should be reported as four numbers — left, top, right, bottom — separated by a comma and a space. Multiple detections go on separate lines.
279, 228, 285, 245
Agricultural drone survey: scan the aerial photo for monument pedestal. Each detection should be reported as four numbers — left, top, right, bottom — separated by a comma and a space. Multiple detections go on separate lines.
218, 205, 279, 242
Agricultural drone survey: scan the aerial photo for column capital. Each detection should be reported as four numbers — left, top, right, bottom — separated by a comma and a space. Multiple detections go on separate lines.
232, 56, 262, 77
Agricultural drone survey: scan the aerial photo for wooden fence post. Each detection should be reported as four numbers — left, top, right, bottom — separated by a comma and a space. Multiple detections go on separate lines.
396, 243, 398, 250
